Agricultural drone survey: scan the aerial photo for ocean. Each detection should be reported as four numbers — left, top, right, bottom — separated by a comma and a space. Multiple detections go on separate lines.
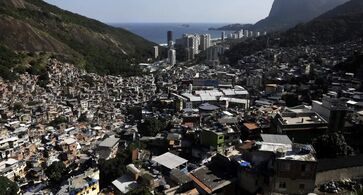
111, 23, 232, 44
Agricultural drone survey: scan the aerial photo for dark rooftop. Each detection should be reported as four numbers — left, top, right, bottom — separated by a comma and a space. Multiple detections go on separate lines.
189, 165, 234, 194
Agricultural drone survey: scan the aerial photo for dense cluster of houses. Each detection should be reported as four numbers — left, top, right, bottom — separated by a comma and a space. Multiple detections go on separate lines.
0, 38, 363, 195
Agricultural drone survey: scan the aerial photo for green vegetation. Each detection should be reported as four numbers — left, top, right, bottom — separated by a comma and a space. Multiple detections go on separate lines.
0, 45, 18, 81
37, 71, 50, 88
45, 161, 67, 184
137, 118, 167, 137
0, 176, 19, 195
12, 102, 23, 112
335, 52, 363, 83
77, 113, 89, 123
127, 186, 152, 195
282, 93, 299, 107
225, 0, 363, 65
0, 0, 155, 76
313, 133, 355, 158
98, 145, 137, 188
49, 116, 68, 127
0, 44, 58, 81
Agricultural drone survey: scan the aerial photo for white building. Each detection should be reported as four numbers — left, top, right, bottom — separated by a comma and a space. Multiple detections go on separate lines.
238, 30, 244, 39
199, 34, 211, 51
153, 46, 159, 59
176, 34, 199, 60
168, 49, 176, 66
207, 45, 226, 65
244, 30, 249, 38
312, 95, 348, 131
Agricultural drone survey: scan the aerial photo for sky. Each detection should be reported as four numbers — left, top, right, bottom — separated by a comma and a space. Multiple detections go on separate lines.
44, 0, 274, 23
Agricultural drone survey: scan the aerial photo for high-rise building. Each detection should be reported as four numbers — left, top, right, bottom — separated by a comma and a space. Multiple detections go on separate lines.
312, 95, 348, 132
168, 49, 176, 66
199, 34, 211, 51
244, 30, 249, 38
153, 46, 159, 59
238, 30, 244, 39
175, 34, 201, 61
167, 31, 173, 48
207, 45, 225, 65
221, 31, 226, 41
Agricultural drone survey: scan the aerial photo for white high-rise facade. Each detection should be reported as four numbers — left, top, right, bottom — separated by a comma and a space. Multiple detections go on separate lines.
153, 46, 159, 59
199, 34, 211, 51
168, 49, 176, 66
176, 34, 199, 60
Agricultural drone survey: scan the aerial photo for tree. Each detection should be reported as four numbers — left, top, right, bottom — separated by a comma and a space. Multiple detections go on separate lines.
127, 185, 152, 195
0, 66, 17, 81
58, 152, 68, 162
26, 169, 38, 181
283, 92, 300, 107
313, 133, 355, 158
127, 106, 142, 121
98, 145, 135, 188
48, 117, 68, 127
45, 161, 66, 183
137, 118, 165, 137
0, 176, 19, 195
77, 113, 88, 122
37, 71, 50, 88
13, 102, 23, 112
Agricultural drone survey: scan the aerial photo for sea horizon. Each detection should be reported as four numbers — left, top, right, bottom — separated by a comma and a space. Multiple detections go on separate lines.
110, 22, 236, 44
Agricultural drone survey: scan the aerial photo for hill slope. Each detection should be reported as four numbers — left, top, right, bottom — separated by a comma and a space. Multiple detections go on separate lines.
0, 0, 155, 76
283, 0, 363, 45
253, 0, 349, 32
225, 0, 363, 64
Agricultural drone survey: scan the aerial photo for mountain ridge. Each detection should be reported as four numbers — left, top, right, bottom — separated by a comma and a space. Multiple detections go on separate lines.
225, 0, 363, 65
0, 0, 155, 76
253, 0, 349, 32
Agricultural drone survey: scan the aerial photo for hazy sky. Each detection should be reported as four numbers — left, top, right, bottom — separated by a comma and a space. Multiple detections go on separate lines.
44, 0, 274, 23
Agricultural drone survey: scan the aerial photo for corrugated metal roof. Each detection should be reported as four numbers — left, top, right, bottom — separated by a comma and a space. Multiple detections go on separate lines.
99, 137, 120, 148
152, 152, 187, 170
261, 134, 292, 144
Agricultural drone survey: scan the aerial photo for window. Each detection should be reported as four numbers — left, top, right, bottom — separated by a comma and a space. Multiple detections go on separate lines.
281, 162, 291, 171
279, 182, 287, 189
299, 184, 305, 190
301, 164, 306, 172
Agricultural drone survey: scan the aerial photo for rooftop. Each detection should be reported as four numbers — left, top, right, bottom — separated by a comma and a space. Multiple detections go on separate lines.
66, 169, 99, 194
112, 174, 138, 194
152, 152, 188, 170
199, 103, 219, 111
181, 93, 201, 102
258, 142, 316, 162
189, 165, 234, 194
261, 134, 292, 145
98, 136, 120, 148
63, 137, 77, 145
278, 112, 327, 126
243, 123, 259, 130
